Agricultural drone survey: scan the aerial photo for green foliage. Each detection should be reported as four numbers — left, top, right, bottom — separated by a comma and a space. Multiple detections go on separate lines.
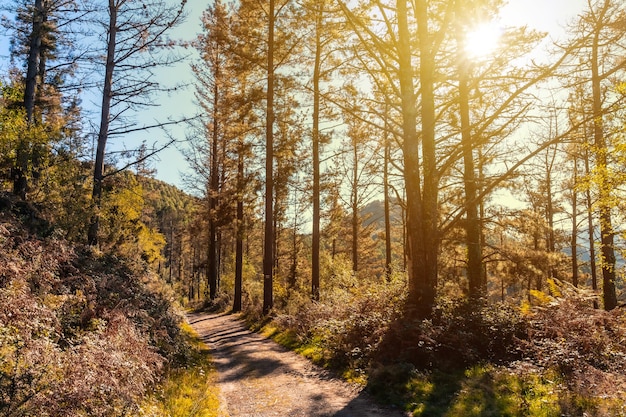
35, 157, 93, 241
368, 362, 623, 417
0, 81, 26, 186
0, 72, 81, 199
377, 365, 563, 417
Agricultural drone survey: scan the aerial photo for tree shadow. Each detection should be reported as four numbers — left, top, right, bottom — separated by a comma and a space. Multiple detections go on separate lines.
323, 389, 409, 417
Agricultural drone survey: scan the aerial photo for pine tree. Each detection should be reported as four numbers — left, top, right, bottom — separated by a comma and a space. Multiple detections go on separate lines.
5, 0, 82, 199
561, 0, 626, 310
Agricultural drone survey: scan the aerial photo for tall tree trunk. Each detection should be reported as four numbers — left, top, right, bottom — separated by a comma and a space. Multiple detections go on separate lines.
591, 27, 617, 311
311, 1, 323, 301
383, 129, 392, 282
397, 0, 424, 317
399, 0, 438, 319
351, 137, 358, 273
289, 196, 298, 288
233, 144, 244, 312
456, 13, 483, 300
571, 157, 579, 288
14, 0, 45, 199
263, 0, 276, 315
24, 0, 43, 125
478, 147, 487, 289
417, 0, 439, 319
88, 0, 117, 246
207, 53, 220, 301
544, 146, 558, 280
585, 143, 599, 308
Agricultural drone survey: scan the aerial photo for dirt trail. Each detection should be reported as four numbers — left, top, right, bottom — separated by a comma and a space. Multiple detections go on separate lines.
187, 312, 409, 417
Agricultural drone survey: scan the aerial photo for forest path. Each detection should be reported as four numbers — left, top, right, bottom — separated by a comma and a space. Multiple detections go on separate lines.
187, 312, 409, 417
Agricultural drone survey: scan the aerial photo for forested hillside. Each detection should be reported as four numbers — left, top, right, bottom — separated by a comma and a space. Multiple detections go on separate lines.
1, 0, 626, 415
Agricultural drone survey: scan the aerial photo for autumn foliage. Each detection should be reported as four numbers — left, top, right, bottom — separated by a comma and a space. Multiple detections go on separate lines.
0, 194, 185, 416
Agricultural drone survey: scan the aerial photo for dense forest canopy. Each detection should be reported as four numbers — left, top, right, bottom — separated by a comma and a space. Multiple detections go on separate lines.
1, 0, 626, 414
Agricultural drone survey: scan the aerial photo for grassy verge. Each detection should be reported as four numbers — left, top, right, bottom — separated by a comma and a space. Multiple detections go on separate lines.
258, 322, 365, 386
368, 363, 626, 417
139, 321, 222, 417
368, 363, 561, 416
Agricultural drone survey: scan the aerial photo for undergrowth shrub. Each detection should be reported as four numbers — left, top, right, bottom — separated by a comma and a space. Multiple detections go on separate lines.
517, 281, 626, 404
0, 211, 185, 416
373, 298, 526, 370
430, 299, 526, 365
271, 276, 407, 372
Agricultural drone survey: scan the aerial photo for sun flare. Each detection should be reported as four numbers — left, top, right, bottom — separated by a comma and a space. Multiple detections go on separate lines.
464, 23, 502, 59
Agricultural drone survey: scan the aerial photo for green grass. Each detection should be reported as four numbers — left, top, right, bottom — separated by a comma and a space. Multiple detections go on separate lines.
139, 322, 222, 417
367, 363, 626, 417
261, 324, 328, 364
368, 364, 562, 416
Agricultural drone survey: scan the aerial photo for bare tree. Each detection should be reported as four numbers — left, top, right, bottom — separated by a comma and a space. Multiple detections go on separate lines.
87, 0, 186, 245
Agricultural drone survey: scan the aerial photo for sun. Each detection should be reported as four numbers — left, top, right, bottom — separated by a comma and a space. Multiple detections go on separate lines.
464, 23, 502, 60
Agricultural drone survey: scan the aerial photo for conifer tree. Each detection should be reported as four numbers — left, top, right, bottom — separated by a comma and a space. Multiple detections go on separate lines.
561, 0, 625, 310
5, 0, 82, 199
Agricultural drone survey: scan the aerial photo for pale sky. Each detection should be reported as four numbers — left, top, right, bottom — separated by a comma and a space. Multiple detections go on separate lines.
502, 0, 586, 32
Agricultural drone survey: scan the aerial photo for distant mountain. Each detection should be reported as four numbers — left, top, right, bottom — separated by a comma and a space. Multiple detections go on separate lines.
360, 199, 403, 229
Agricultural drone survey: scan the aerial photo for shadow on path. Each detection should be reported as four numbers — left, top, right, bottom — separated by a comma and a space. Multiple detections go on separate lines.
187, 312, 409, 417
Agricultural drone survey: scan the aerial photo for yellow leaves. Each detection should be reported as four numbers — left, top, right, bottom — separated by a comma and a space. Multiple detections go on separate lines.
529, 289, 553, 306
137, 224, 166, 264
101, 178, 166, 264
105, 185, 144, 223
546, 278, 562, 298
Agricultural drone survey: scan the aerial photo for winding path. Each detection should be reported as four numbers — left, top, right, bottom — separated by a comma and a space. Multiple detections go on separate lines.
187, 312, 409, 417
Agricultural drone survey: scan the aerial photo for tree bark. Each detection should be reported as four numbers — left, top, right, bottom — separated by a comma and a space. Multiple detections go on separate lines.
233, 113, 245, 311
383, 129, 392, 282
584, 146, 599, 308
591, 23, 617, 311
456, 14, 483, 300
263, 0, 276, 315
351, 135, 358, 273
88, 0, 117, 246
397, 0, 424, 318
207, 47, 221, 301
571, 157, 579, 288
399, 0, 438, 319
14, 0, 45, 199
311, 1, 323, 300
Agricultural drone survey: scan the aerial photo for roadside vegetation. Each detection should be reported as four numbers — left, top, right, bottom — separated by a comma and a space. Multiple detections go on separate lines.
0, 193, 218, 417
222, 272, 626, 417
2, 0, 626, 415
140, 322, 220, 417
